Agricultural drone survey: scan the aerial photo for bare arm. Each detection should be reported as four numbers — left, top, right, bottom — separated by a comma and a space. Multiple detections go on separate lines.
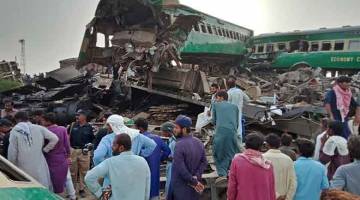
42, 127, 59, 153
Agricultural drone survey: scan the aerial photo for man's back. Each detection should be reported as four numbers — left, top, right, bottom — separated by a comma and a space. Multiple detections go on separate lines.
227, 155, 276, 200
213, 101, 239, 132
263, 149, 296, 199
294, 157, 329, 200
227, 87, 249, 114
102, 152, 150, 200
331, 161, 360, 195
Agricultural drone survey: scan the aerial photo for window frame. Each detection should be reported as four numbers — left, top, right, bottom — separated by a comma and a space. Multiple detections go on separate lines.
277, 43, 286, 51
310, 42, 319, 52
257, 45, 264, 53
321, 41, 332, 51
334, 40, 345, 51
348, 40, 360, 51
207, 24, 213, 34
200, 24, 207, 33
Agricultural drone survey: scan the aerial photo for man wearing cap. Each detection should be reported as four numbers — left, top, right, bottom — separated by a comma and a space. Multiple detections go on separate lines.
168, 115, 207, 200
0, 118, 13, 158
69, 109, 95, 197
93, 114, 156, 187
160, 122, 176, 198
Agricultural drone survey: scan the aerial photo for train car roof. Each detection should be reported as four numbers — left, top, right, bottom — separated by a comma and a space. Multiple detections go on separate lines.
254, 25, 360, 39
163, 4, 253, 33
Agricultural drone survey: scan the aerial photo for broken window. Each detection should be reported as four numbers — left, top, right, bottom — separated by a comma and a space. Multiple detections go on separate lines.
207, 25, 213, 34
200, 24, 207, 33
225, 30, 230, 38
257, 45, 264, 53
218, 28, 223, 36
277, 43, 286, 51
349, 40, 360, 50
230, 31, 234, 39
310, 42, 319, 51
235, 32, 240, 40
266, 44, 274, 53
194, 25, 200, 32
321, 41, 332, 51
96, 33, 106, 48
334, 41, 344, 51
213, 26, 218, 35
222, 29, 226, 37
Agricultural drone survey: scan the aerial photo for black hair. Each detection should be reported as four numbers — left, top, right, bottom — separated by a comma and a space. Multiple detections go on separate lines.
32, 110, 44, 116
297, 138, 315, 158
328, 121, 343, 136
281, 133, 293, 147
336, 76, 352, 84
14, 111, 29, 122
43, 112, 57, 124
348, 135, 360, 160
115, 134, 132, 151
211, 83, 219, 88
227, 76, 237, 88
265, 133, 281, 148
215, 90, 229, 101
135, 118, 149, 131
245, 133, 264, 151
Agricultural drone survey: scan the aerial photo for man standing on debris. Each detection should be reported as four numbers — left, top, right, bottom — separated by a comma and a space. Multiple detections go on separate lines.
208, 83, 221, 117
227, 133, 276, 200
160, 122, 176, 198
227, 75, 250, 142
325, 76, 360, 139
85, 134, 151, 200
212, 90, 240, 182
8, 111, 59, 190
1, 98, 18, 118
263, 133, 297, 200
168, 115, 207, 200
293, 138, 329, 200
69, 110, 95, 197
135, 118, 171, 200
93, 114, 156, 187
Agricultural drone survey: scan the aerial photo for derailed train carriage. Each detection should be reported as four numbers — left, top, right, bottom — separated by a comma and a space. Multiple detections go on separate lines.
77, 0, 253, 99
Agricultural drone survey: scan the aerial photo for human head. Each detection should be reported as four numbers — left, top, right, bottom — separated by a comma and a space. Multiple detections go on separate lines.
245, 133, 264, 151
41, 112, 57, 127
281, 133, 293, 147
327, 121, 343, 136
174, 115, 192, 138
135, 118, 149, 133
336, 76, 352, 91
0, 118, 13, 133
76, 110, 88, 124
102, 111, 112, 123
210, 83, 220, 95
265, 133, 281, 149
161, 122, 175, 137
112, 133, 132, 156
215, 90, 228, 102
297, 138, 315, 158
31, 110, 44, 124
320, 117, 330, 131
348, 135, 360, 160
227, 75, 237, 89
14, 111, 29, 123
106, 114, 127, 135
3, 98, 14, 112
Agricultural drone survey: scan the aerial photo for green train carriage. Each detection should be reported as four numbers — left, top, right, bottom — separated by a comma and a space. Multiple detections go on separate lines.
251, 26, 360, 74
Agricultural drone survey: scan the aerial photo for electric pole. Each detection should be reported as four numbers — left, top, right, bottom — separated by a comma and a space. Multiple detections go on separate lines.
19, 39, 26, 74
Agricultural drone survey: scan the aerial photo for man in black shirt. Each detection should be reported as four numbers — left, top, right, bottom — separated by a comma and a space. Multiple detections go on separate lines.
69, 110, 94, 198
0, 118, 13, 158
93, 111, 112, 150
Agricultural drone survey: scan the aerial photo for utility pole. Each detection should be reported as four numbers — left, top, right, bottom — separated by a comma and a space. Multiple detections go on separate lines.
19, 39, 26, 74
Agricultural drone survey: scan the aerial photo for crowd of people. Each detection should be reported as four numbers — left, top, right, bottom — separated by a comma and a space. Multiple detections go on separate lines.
0, 75, 359, 200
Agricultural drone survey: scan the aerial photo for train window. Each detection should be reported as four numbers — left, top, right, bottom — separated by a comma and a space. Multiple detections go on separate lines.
257, 45, 264, 53
334, 41, 344, 51
200, 24, 207, 33
266, 44, 274, 53
277, 43, 286, 51
310, 42, 319, 51
349, 40, 360, 50
235, 33, 240, 40
225, 30, 230, 38
194, 25, 200, 32
218, 28, 223, 36
207, 25, 213, 34
212, 26, 218, 35
321, 41, 332, 51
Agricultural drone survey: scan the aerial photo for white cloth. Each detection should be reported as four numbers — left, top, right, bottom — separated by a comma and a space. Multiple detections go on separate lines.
227, 87, 250, 138
348, 119, 359, 136
314, 131, 326, 160
13, 122, 32, 146
106, 115, 140, 140
65, 169, 76, 199
323, 136, 349, 156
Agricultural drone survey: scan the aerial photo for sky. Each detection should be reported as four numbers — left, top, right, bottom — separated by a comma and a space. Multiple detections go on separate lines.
0, 0, 359, 74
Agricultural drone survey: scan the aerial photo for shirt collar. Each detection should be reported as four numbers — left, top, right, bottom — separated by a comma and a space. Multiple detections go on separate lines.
120, 151, 133, 156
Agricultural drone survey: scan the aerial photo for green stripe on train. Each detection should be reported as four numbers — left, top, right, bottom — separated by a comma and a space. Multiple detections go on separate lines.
0, 187, 62, 200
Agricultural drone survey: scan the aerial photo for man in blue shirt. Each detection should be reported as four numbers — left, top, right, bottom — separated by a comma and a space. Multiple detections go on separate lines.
85, 134, 151, 200
135, 118, 171, 200
294, 138, 329, 200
